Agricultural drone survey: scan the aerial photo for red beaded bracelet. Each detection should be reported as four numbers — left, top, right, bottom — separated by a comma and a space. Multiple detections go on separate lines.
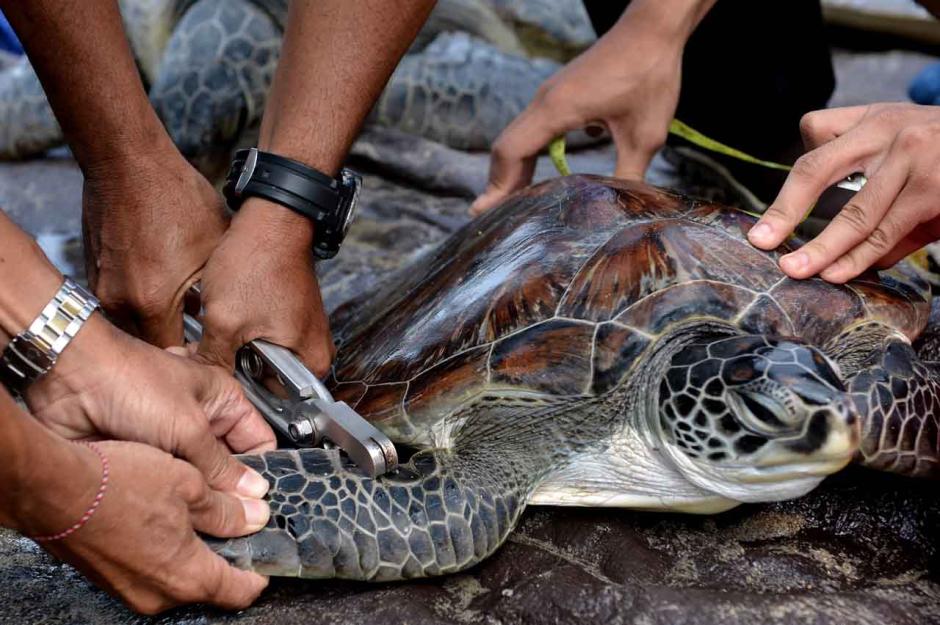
31, 442, 110, 543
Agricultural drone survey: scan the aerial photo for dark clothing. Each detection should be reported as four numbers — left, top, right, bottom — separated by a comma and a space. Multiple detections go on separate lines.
583, 0, 835, 161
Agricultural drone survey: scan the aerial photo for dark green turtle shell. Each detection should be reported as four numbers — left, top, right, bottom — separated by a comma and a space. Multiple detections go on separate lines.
327, 175, 930, 444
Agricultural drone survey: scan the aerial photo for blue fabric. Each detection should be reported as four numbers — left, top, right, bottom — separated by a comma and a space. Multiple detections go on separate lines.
909, 62, 940, 106
0, 11, 22, 55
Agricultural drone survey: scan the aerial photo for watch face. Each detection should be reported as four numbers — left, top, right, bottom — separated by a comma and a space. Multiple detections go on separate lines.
339, 169, 362, 236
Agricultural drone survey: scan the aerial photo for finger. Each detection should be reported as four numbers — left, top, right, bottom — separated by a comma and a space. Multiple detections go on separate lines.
819, 189, 921, 283
749, 130, 881, 250
196, 369, 276, 454
186, 478, 271, 536
777, 154, 908, 279
179, 541, 269, 611
874, 234, 929, 270
172, 412, 270, 498
194, 319, 238, 372
470, 100, 576, 216
290, 290, 334, 379
610, 117, 662, 181
799, 106, 870, 150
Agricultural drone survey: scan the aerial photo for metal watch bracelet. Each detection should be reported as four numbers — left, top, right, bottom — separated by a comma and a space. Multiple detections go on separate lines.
0, 277, 99, 395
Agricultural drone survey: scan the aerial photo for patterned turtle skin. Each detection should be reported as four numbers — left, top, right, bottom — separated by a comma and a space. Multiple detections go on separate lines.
208, 176, 940, 580
0, 0, 587, 170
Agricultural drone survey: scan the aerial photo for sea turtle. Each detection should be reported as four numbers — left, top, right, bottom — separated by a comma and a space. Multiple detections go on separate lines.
209, 175, 939, 580
0, 0, 593, 175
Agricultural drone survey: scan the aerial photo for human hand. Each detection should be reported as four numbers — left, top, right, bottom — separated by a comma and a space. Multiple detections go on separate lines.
195, 198, 335, 376
748, 103, 940, 282
82, 150, 227, 346
469, 8, 685, 215
22, 440, 269, 614
25, 314, 276, 497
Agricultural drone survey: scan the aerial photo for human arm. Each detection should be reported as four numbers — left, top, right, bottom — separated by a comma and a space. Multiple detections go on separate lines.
469, 0, 717, 215
0, 0, 228, 347
194, 0, 436, 372
0, 390, 269, 614
747, 104, 940, 282
0, 209, 275, 492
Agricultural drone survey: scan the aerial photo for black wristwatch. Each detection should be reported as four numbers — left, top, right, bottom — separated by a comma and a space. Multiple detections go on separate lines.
223, 148, 361, 259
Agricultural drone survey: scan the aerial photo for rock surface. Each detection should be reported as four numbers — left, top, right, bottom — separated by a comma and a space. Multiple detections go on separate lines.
0, 48, 938, 625
0, 468, 936, 624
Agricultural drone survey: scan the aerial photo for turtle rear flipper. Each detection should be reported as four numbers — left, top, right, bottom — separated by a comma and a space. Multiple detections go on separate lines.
839, 329, 940, 479
0, 57, 64, 159
148, 0, 280, 178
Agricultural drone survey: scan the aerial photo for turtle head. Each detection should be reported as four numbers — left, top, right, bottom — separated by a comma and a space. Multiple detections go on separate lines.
652, 335, 859, 503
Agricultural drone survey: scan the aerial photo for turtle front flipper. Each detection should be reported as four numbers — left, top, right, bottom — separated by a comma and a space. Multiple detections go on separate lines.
0, 57, 64, 159
208, 396, 584, 580
148, 0, 281, 178
209, 446, 531, 580
834, 324, 940, 478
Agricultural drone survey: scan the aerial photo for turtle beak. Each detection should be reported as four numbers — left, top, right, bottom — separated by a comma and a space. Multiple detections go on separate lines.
751, 394, 860, 476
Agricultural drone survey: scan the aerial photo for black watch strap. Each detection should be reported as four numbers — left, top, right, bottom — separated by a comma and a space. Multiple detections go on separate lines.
223, 148, 361, 259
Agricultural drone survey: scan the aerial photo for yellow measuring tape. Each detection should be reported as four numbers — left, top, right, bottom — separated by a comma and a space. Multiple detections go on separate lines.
549, 119, 793, 177
548, 119, 798, 220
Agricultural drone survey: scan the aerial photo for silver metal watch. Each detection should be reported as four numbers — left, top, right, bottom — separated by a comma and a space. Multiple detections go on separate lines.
0, 277, 99, 394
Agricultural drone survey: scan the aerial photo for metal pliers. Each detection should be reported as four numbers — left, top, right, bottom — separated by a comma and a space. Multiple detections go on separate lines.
182, 302, 397, 477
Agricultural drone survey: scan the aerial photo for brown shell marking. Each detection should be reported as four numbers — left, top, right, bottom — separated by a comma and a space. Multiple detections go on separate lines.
849, 270, 930, 341
616, 281, 765, 335
334, 176, 670, 384
404, 345, 489, 427
489, 319, 596, 395
768, 279, 865, 346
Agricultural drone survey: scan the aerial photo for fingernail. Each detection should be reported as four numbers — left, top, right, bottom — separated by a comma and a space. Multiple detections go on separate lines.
242, 498, 270, 529
781, 251, 809, 272
749, 222, 772, 243
237, 469, 269, 499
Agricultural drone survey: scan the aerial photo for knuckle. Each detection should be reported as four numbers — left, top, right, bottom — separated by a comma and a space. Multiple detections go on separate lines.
867, 225, 894, 252
202, 307, 241, 342
175, 462, 209, 504
799, 111, 824, 139
896, 125, 929, 151
791, 151, 824, 180
870, 102, 902, 123
833, 202, 871, 235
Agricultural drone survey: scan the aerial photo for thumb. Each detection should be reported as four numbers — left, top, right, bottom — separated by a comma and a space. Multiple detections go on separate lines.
470, 101, 574, 216
171, 409, 269, 498
196, 367, 277, 454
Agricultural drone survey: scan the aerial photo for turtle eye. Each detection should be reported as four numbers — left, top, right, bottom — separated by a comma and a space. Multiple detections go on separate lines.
727, 390, 795, 436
